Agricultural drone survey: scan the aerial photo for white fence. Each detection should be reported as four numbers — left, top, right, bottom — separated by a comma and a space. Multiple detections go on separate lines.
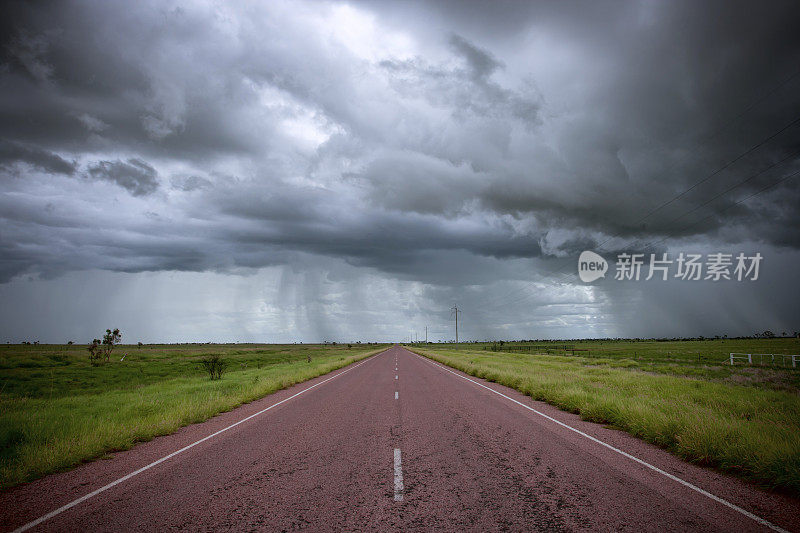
729, 353, 799, 367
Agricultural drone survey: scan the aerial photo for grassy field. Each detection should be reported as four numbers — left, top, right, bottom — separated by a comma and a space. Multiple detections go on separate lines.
0, 343, 387, 490
407, 338, 800, 495
410, 338, 800, 393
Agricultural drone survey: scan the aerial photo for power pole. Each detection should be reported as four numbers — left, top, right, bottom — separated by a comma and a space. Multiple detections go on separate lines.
425, 326, 427, 344
451, 306, 460, 343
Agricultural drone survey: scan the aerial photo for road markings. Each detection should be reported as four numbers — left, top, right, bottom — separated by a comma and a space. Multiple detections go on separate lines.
393, 448, 404, 502
11, 351, 388, 533
414, 353, 789, 533
395, 391, 399, 400
395, 375, 398, 380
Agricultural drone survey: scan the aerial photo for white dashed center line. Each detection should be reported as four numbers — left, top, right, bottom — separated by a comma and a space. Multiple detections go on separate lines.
393, 448, 404, 502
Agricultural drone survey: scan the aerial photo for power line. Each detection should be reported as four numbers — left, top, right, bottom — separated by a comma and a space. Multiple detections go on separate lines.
632, 113, 800, 227
575, 70, 800, 257
477, 152, 800, 312
478, 115, 800, 312
494, 165, 800, 311
639, 166, 800, 253
465, 73, 800, 316
702, 70, 800, 144
637, 151, 800, 245
531, 149, 800, 288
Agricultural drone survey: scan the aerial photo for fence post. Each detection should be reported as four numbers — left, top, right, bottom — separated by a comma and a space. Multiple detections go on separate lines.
748, 354, 752, 364
729, 353, 733, 365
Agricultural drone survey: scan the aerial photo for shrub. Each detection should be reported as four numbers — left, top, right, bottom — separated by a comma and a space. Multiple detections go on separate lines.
88, 339, 103, 365
200, 355, 227, 380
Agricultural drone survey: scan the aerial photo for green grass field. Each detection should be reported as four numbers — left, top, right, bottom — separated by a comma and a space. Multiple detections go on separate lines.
0, 343, 387, 490
410, 338, 800, 393
408, 338, 800, 495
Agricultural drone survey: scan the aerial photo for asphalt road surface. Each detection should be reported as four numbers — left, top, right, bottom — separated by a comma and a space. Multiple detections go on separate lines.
2, 345, 799, 532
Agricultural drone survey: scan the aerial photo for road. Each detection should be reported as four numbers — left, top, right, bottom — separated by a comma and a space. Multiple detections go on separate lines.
2, 345, 799, 532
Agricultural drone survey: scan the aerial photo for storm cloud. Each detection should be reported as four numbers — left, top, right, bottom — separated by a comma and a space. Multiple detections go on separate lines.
86, 159, 159, 196
1, 0, 798, 341
0, 140, 76, 175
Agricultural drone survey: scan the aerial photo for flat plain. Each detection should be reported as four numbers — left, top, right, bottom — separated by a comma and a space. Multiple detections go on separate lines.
0, 342, 386, 489
408, 338, 800, 494
3, 345, 799, 532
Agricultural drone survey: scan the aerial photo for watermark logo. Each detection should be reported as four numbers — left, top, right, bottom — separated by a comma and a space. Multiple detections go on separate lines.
578, 250, 608, 282
577, 251, 762, 283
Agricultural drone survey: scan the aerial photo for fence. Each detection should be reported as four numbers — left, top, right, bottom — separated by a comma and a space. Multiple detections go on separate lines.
729, 353, 798, 367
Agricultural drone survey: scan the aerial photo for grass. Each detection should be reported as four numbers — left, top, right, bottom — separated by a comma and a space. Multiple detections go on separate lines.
407, 338, 800, 495
410, 338, 800, 393
0, 343, 387, 490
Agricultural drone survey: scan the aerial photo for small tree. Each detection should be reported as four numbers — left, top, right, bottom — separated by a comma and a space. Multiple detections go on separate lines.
102, 328, 122, 362
88, 328, 121, 365
88, 339, 102, 365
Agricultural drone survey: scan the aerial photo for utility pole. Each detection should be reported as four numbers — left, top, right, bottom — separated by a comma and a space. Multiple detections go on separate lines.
451, 306, 460, 344
425, 326, 427, 344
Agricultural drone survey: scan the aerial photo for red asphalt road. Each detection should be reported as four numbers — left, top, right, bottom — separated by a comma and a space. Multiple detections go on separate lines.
2, 345, 799, 532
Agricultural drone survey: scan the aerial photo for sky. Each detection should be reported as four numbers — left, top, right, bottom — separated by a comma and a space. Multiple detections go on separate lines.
1, 0, 799, 343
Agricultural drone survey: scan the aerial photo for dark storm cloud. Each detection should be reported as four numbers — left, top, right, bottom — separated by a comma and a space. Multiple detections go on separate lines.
379, 35, 540, 126
86, 159, 159, 196
0, 1, 274, 161
0, 139, 76, 175
0, 0, 799, 339
365, 0, 799, 254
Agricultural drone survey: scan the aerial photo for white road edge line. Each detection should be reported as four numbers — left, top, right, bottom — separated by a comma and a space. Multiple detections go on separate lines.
414, 352, 788, 533
393, 448, 404, 502
12, 351, 388, 533
395, 391, 399, 400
